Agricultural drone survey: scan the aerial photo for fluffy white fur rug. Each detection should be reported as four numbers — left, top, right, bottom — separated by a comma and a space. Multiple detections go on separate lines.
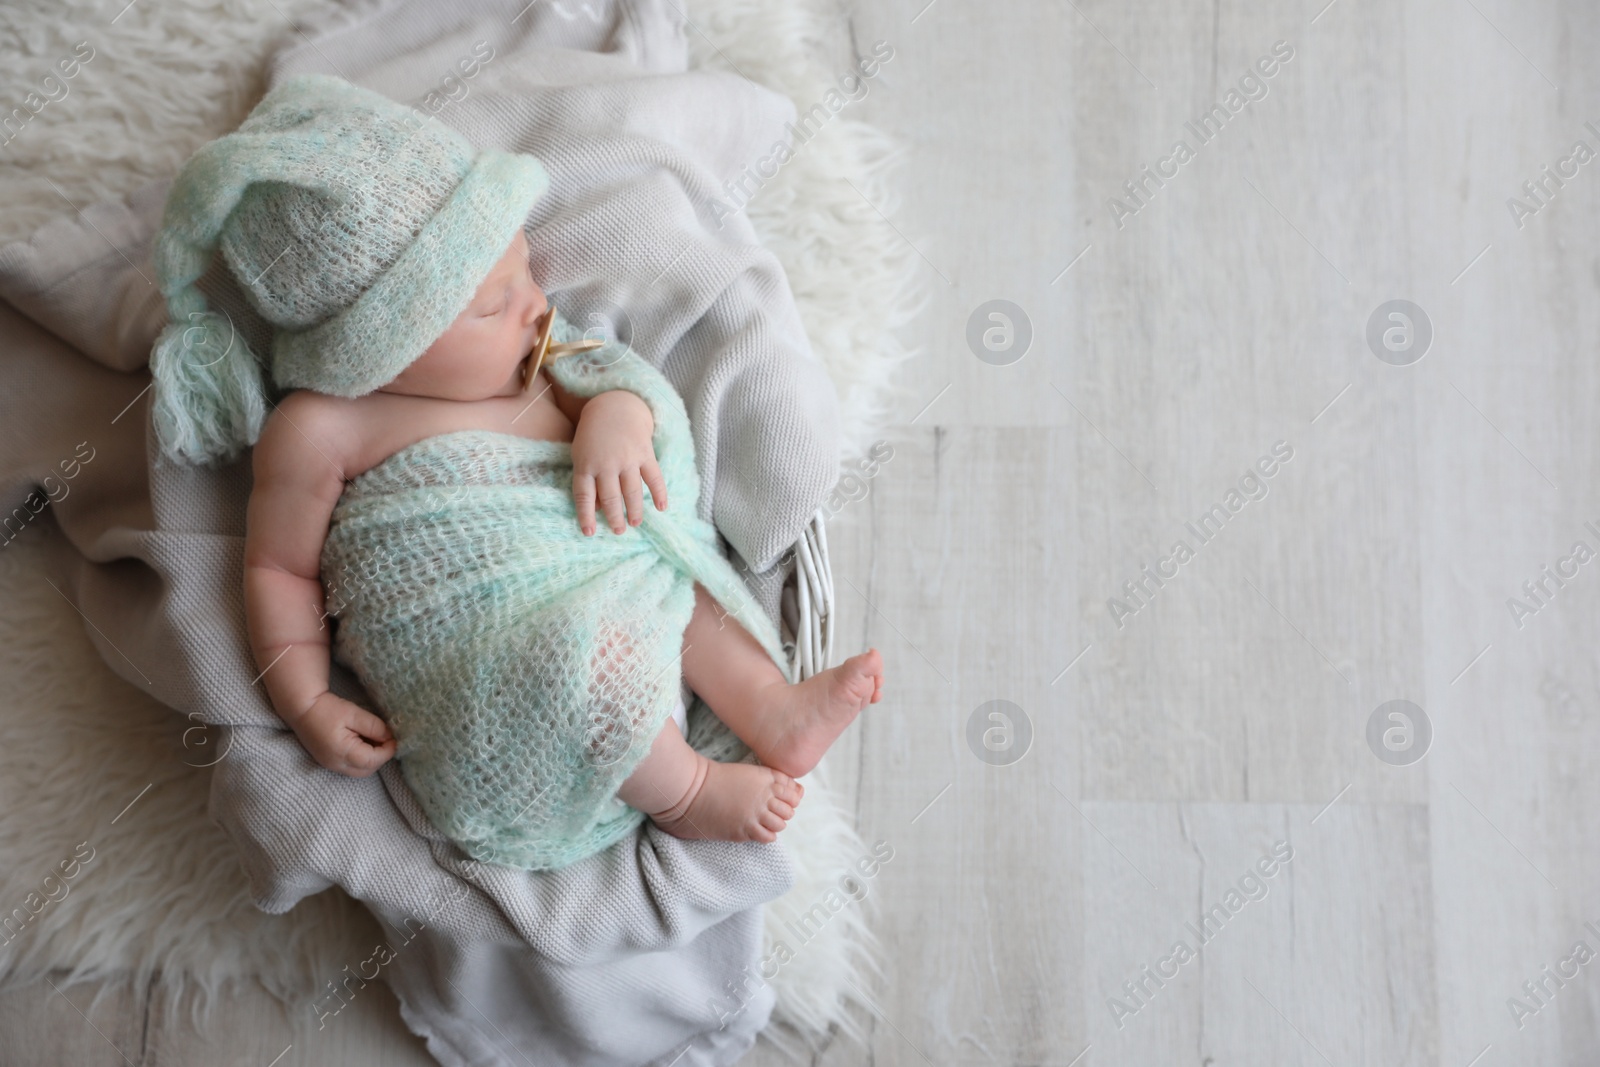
0, 0, 921, 1057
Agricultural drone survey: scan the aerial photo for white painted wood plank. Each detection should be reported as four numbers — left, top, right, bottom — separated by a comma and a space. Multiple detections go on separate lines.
819, 424, 1084, 1066
1406, 0, 1600, 1062
1060, 0, 1427, 809
1082, 802, 1437, 1065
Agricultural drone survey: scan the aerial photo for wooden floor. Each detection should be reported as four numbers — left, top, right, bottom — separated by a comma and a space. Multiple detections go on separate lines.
7, 0, 1600, 1063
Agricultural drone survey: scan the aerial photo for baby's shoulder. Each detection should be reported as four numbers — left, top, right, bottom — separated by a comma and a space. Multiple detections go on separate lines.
266, 388, 486, 483
260, 387, 353, 431
256, 389, 378, 483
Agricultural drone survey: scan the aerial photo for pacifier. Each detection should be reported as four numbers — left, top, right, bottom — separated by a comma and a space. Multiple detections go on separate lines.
520, 304, 606, 393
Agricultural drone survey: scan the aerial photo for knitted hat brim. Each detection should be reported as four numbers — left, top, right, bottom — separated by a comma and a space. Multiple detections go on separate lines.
269, 150, 551, 398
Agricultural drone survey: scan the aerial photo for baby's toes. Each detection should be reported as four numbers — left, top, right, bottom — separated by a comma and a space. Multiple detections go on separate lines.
771, 771, 803, 806
860, 647, 884, 682
768, 796, 796, 820
758, 809, 788, 835
844, 650, 883, 702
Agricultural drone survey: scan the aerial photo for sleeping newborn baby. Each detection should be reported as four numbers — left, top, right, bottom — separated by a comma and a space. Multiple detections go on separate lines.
254, 230, 889, 863
146, 73, 882, 870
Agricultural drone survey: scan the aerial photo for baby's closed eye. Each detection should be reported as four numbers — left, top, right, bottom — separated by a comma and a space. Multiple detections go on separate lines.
479, 285, 510, 317
478, 260, 535, 318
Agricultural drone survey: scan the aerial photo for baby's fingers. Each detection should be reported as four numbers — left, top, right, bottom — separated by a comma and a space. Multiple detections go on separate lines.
351, 705, 393, 745
642, 459, 668, 511
344, 741, 395, 777
572, 473, 598, 535
621, 469, 644, 527
335, 725, 394, 777
596, 472, 627, 534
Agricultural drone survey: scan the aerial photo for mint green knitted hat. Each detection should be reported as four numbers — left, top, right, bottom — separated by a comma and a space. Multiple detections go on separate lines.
149, 72, 550, 467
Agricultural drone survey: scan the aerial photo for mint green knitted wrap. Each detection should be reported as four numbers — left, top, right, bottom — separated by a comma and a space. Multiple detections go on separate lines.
318, 309, 790, 871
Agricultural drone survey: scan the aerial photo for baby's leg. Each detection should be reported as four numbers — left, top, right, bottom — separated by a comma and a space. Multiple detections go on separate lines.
616, 715, 803, 843
680, 583, 884, 780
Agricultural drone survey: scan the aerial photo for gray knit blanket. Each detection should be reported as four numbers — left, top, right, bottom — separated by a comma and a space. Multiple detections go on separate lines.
0, 1, 860, 1063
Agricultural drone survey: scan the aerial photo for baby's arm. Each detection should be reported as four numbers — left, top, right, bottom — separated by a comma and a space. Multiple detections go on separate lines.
547, 376, 668, 536
242, 393, 396, 777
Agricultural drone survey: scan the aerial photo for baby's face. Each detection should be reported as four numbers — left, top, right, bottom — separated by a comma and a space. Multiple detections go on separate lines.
377, 228, 548, 401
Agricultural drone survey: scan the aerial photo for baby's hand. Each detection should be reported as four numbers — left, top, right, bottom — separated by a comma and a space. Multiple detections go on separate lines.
570, 389, 668, 535
291, 691, 396, 777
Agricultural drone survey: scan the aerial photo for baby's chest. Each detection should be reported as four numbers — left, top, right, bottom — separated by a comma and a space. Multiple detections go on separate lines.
346, 375, 574, 480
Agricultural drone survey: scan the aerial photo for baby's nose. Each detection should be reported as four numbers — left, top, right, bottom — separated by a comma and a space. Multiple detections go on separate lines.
524, 285, 548, 325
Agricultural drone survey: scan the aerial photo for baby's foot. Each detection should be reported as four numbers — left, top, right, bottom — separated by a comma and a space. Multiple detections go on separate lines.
752, 649, 883, 779
651, 757, 804, 844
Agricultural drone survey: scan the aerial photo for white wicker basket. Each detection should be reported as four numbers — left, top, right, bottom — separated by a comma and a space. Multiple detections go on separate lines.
788, 509, 835, 682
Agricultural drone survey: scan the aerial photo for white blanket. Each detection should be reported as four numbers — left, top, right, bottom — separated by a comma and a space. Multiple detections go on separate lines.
0, 0, 892, 1063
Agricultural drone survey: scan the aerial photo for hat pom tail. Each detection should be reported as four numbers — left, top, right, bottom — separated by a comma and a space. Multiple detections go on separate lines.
149, 307, 268, 467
